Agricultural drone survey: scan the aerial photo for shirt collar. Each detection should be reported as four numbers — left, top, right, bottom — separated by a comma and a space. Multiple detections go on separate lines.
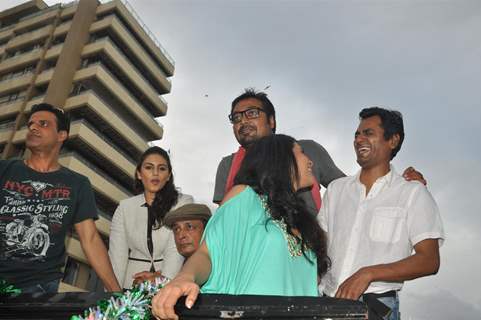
378, 164, 396, 187
354, 164, 397, 195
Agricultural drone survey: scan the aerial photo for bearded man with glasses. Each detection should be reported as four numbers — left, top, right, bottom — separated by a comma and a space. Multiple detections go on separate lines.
213, 88, 427, 216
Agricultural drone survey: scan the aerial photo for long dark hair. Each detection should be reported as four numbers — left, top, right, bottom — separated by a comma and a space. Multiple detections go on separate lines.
234, 134, 330, 276
134, 146, 179, 229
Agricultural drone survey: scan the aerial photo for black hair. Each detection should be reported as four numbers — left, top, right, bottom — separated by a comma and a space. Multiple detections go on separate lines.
135, 146, 179, 229
231, 88, 277, 133
359, 107, 404, 160
30, 103, 70, 134
234, 134, 330, 276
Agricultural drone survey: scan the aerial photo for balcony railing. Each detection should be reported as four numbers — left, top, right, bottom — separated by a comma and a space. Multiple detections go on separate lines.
0, 70, 34, 85
121, 0, 174, 66
105, 35, 171, 85
70, 117, 136, 168
18, 4, 61, 23
0, 96, 25, 107
101, 37, 171, 110
80, 61, 157, 121
98, 0, 175, 66
67, 89, 146, 155
3, 46, 42, 62
62, 1, 79, 9
0, 24, 15, 33
0, 121, 16, 131
60, 149, 132, 197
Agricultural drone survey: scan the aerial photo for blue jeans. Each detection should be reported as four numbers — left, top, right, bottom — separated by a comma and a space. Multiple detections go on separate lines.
378, 294, 400, 320
20, 279, 60, 294
360, 291, 400, 320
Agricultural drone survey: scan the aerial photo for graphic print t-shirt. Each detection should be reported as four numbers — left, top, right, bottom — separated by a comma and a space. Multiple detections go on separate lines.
0, 160, 98, 288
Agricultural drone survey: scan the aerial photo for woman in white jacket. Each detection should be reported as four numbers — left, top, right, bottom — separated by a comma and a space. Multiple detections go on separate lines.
109, 146, 193, 289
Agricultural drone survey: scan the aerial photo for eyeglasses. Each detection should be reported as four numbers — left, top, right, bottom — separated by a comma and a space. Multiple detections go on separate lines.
228, 107, 266, 124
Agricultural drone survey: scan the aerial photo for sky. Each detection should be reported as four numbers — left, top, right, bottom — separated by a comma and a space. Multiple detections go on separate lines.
3, 0, 481, 318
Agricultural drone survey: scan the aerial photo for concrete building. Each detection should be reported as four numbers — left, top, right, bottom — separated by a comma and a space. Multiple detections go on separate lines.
0, 0, 174, 291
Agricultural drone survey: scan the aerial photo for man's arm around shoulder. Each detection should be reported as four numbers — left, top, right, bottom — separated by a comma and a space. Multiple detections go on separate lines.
75, 218, 121, 291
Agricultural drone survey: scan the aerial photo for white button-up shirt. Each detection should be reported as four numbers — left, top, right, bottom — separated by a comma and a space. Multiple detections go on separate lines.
318, 166, 444, 296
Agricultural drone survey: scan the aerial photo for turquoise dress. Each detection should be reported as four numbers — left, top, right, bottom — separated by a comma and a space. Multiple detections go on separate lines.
201, 186, 319, 296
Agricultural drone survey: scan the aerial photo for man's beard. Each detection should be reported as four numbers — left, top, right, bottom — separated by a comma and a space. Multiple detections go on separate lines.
237, 124, 259, 148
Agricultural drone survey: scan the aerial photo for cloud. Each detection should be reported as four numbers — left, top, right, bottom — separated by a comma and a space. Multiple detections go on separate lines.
400, 288, 481, 320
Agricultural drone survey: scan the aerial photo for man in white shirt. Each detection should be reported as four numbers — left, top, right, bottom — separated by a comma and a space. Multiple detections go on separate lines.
318, 107, 444, 320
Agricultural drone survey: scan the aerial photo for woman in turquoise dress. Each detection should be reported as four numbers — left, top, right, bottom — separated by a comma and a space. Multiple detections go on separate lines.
152, 134, 330, 319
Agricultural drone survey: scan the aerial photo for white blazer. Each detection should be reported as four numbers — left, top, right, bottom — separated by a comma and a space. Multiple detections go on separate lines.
108, 193, 193, 289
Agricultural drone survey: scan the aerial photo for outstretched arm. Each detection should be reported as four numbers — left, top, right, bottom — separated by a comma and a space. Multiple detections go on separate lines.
151, 241, 212, 320
335, 238, 440, 300
75, 219, 121, 292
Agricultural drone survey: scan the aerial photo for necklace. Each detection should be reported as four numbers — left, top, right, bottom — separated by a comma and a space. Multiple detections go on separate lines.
259, 196, 303, 257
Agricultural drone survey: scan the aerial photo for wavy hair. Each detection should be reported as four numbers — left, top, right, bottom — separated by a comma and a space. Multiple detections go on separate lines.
234, 134, 330, 276
134, 146, 179, 229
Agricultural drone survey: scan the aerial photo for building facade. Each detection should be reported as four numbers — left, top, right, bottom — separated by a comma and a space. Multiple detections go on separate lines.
0, 0, 174, 291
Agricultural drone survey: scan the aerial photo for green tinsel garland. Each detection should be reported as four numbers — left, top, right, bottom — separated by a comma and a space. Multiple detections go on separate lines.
71, 276, 169, 320
0, 279, 21, 297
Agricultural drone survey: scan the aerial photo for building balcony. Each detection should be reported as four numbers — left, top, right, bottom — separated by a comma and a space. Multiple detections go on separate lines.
97, 0, 174, 76
0, 47, 42, 73
82, 37, 167, 116
60, 2, 78, 20
73, 63, 162, 140
13, 5, 59, 35
52, 20, 72, 38
64, 152, 131, 204
0, 26, 14, 42
44, 41, 64, 59
6, 24, 52, 51
66, 120, 136, 192
0, 122, 15, 145
58, 152, 132, 204
90, 15, 171, 94
30, 62, 163, 141
0, 98, 24, 121
0, 71, 34, 93
66, 119, 136, 186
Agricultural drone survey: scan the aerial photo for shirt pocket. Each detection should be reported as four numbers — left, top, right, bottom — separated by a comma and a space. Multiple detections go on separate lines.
369, 207, 403, 243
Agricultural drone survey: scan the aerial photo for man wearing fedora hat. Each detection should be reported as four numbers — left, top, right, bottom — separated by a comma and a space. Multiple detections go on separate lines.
133, 204, 212, 284
164, 204, 212, 259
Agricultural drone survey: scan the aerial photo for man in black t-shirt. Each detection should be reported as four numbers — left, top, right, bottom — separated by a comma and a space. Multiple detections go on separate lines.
0, 103, 121, 293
